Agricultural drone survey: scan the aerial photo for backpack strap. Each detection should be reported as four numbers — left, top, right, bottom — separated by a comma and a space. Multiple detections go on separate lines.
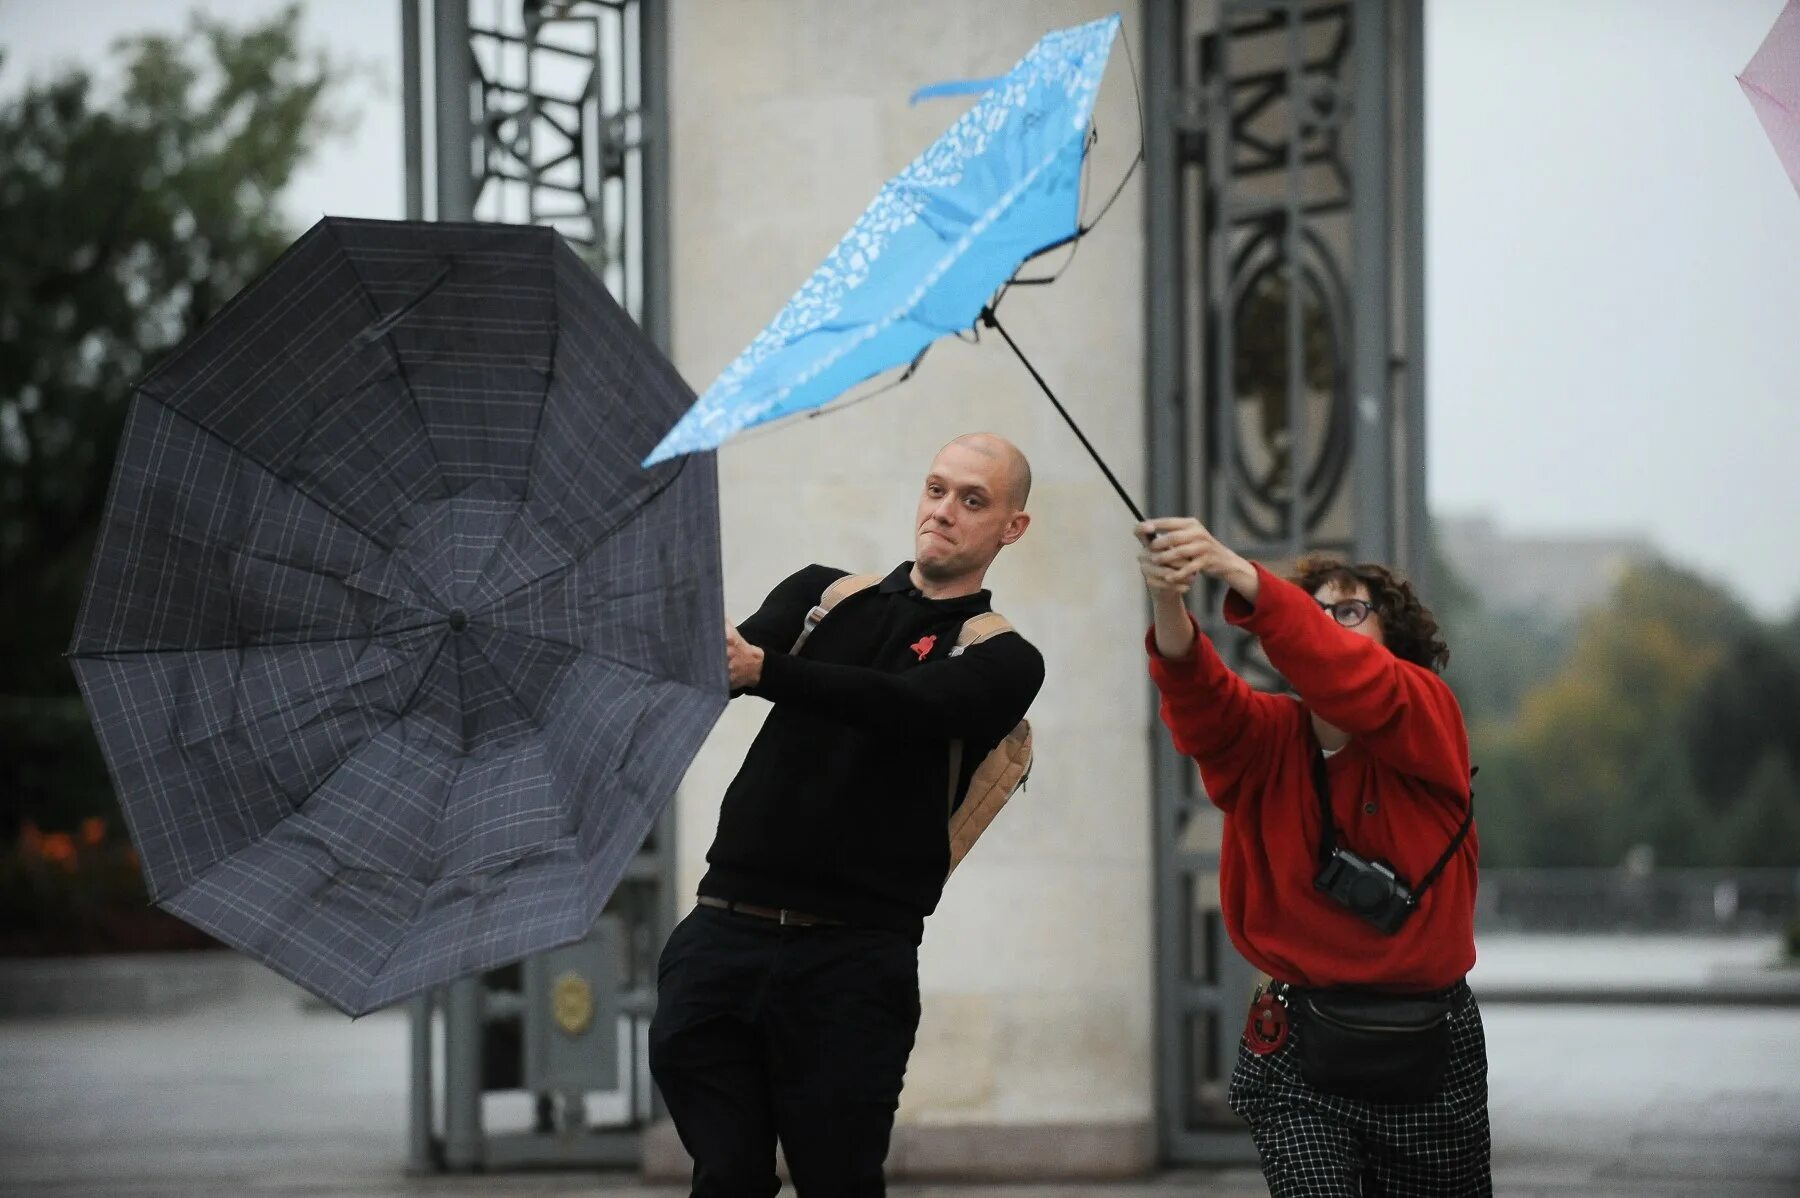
945, 610, 1017, 808
950, 611, 1013, 655
789, 573, 882, 655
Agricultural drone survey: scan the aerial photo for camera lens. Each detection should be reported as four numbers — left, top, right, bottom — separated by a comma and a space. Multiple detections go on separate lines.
1349, 873, 1391, 912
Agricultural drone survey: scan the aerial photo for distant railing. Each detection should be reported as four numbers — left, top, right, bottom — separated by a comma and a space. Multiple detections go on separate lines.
1476, 868, 1800, 934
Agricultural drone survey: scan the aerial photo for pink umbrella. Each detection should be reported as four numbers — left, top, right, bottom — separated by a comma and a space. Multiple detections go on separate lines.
1741, 0, 1800, 198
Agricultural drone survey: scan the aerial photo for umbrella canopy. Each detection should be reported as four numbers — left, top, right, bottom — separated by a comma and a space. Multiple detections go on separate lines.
1741, 0, 1800, 199
643, 13, 1121, 467
68, 217, 726, 1016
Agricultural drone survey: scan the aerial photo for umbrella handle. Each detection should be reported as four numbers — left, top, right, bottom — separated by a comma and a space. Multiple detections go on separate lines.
978, 306, 1146, 527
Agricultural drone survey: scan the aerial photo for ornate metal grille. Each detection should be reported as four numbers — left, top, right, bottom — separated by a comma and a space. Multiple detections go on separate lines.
1143, 0, 1426, 1163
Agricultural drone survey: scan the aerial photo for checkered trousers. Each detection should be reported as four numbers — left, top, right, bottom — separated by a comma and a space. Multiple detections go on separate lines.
1228, 986, 1493, 1197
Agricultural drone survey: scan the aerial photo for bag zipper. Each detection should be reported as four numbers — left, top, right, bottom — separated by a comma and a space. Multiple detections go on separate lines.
1305, 1001, 1448, 1035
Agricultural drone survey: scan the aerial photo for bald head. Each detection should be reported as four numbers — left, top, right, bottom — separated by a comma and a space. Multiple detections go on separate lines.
914, 432, 1033, 588
945, 432, 1032, 511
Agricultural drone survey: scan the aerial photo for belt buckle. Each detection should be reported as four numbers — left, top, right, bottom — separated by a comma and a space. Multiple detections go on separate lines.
778, 908, 798, 926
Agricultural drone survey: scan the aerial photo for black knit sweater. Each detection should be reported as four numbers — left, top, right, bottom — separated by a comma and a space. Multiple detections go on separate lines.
697, 562, 1044, 935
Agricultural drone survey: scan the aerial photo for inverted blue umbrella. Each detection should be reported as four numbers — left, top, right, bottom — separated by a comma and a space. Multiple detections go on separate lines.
643, 13, 1144, 519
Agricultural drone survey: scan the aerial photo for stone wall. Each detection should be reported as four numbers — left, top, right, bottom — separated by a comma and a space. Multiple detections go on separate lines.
663, 0, 1156, 1174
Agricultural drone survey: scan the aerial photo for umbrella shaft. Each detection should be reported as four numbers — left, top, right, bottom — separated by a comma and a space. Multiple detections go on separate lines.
981, 309, 1146, 525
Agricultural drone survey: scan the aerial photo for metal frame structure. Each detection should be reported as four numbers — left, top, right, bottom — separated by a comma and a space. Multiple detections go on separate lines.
398, 0, 672, 1171
1142, 0, 1427, 1164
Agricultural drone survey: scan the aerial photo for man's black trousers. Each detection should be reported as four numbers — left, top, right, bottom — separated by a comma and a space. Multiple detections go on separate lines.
648, 904, 922, 1197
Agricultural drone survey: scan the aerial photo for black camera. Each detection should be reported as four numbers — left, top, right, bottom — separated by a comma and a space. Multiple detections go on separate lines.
1314, 847, 1417, 935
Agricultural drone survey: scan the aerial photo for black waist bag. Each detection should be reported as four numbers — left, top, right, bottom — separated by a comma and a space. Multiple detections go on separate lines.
1290, 987, 1456, 1104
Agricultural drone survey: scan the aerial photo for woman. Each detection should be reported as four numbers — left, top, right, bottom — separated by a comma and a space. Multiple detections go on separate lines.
1138, 516, 1490, 1197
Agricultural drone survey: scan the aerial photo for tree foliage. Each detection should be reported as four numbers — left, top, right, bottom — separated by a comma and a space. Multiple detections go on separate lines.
0, 6, 347, 830
1440, 548, 1800, 868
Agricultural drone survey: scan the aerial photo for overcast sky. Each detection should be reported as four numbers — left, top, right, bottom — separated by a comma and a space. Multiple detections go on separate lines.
4, 0, 1796, 616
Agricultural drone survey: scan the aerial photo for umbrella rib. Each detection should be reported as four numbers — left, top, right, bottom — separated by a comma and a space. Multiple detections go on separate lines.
1740, 75, 1793, 116
158, 627, 451, 907
65, 617, 457, 660
324, 221, 455, 502
135, 388, 403, 555
67, 518, 375, 655
451, 621, 472, 757
103, 631, 454, 854
458, 248, 563, 608
288, 627, 453, 819
465, 455, 691, 613
132, 388, 457, 618
672, 350, 933, 457
986, 28, 1146, 292
476, 620, 722, 705
456, 629, 553, 740
523, 252, 560, 509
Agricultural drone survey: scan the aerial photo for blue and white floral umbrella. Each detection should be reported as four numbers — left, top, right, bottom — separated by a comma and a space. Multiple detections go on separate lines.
644, 14, 1137, 513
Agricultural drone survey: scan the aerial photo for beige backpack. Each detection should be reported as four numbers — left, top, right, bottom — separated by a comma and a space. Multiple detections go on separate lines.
789, 573, 1034, 876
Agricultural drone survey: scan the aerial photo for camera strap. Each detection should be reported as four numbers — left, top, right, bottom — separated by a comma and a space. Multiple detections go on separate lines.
1310, 746, 1476, 903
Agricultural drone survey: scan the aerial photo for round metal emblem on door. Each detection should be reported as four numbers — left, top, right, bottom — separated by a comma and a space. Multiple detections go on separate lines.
551, 970, 595, 1037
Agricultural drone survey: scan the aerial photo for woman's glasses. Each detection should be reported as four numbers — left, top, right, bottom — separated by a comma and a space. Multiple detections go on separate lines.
1317, 598, 1374, 628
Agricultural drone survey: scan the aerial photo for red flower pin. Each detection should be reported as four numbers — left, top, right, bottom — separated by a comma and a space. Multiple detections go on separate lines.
910, 634, 937, 662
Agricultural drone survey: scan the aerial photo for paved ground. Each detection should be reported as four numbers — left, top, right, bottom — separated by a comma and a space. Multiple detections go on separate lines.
2, 936, 1797, 1197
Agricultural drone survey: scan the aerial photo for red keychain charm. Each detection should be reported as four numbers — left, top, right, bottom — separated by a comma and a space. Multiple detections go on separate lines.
1245, 990, 1290, 1055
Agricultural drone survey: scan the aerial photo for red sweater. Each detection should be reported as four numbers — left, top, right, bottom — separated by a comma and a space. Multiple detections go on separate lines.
1147, 563, 1477, 991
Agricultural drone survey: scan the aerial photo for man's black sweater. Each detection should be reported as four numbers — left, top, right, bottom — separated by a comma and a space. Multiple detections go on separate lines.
697, 562, 1045, 936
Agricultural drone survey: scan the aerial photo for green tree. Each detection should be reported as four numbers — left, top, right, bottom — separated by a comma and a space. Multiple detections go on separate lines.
1716, 750, 1800, 869
1461, 743, 1533, 867
1426, 520, 1572, 866
1427, 527, 1800, 868
1618, 735, 1711, 868
0, 7, 348, 831
1478, 561, 1734, 866
1684, 630, 1800, 809
1443, 608, 1569, 732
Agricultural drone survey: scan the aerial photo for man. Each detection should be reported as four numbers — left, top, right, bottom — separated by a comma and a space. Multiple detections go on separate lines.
1138, 516, 1490, 1197
649, 433, 1045, 1197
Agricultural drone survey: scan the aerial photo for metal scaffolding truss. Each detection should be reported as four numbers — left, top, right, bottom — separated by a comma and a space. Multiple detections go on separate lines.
402, 0, 668, 341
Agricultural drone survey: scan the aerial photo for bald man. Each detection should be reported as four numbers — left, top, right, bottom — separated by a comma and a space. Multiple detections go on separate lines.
649, 434, 1045, 1198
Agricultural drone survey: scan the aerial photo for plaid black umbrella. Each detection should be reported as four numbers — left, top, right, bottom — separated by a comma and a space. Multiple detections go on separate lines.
68, 217, 726, 1016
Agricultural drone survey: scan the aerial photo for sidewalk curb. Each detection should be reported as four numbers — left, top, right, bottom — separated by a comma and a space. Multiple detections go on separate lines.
0, 951, 248, 1018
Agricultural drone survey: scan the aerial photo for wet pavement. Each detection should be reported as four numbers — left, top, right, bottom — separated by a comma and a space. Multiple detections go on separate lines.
2, 935, 1796, 1197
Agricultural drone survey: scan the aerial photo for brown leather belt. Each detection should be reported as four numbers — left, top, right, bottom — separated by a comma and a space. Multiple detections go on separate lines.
696, 895, 844, 927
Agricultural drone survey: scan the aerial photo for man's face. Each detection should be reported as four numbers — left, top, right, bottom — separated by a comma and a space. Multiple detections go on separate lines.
913, 443, 1026, 581
1313, 578, 1387, 648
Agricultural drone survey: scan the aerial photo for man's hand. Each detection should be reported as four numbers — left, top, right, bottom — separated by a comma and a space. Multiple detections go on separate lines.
1136, 517, 1260, 605
726, 625, 765, 690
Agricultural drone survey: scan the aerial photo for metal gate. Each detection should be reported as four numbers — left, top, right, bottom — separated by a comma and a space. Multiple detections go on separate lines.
397, 0, 673, 1170
1141, 0, 1426, 1163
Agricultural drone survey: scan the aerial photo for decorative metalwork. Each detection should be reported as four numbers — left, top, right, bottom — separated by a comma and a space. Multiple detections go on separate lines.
469, 0, 649, 319
1143, 0, 1426, 1164
1204, 1, 1359, 557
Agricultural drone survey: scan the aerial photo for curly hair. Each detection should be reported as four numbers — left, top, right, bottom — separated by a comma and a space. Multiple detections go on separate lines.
1289, 555, 1450, 673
